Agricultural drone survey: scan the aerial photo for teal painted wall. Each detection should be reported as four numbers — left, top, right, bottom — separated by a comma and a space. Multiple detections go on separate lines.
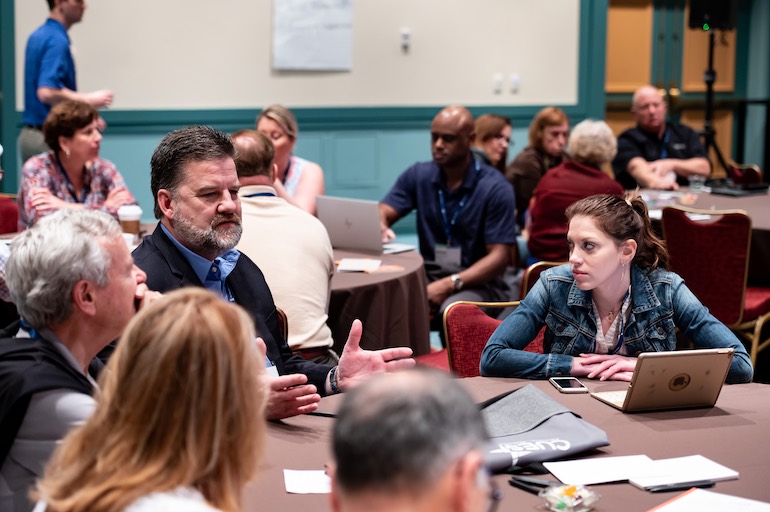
0, 0, 17, 185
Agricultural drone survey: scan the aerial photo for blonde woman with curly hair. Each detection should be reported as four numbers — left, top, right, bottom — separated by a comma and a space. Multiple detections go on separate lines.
33, 288, 268, 512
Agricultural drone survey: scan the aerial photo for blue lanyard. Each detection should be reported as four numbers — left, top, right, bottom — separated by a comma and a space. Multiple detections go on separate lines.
243, 192, 276, 198
19, 318, 40, 340
659, 129, 670, 160
609, 289, 631, 355
54, 154, 88, 203
437, 158, 480, 245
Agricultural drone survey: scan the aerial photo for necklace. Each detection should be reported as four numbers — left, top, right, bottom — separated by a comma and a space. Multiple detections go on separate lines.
603, 287, 631, 323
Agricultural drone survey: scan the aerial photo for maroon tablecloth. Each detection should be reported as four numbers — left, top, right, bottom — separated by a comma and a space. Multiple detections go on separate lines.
243, 377, 770, 512
328, 249, 430, 357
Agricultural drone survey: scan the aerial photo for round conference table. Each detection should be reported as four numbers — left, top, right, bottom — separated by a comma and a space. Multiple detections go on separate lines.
242, 377, 770, 511
644, 188, 770, 287
328, 248, 431, 357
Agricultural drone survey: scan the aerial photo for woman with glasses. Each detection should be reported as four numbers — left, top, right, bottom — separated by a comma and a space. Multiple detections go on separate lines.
17, 100, 135, 229
33, 288, 268, 511
506, 107, 570, 230
472, 114, 512, 173
257, 104, 326, 215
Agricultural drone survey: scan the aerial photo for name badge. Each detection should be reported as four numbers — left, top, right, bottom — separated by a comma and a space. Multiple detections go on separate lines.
435, 245, 462, 267
265, 354, 279, 378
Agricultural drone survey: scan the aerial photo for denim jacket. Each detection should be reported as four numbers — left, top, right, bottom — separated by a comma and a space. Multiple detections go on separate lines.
480, 264, 753, 384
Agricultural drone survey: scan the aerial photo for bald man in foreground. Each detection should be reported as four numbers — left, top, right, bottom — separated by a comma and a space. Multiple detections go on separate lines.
380, 106, 517, 328
612, 85, 710, 190
330, 369, 500, 512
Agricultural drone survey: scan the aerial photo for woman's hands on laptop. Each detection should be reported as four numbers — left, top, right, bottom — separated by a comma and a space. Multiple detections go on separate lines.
572, 354, 637, 382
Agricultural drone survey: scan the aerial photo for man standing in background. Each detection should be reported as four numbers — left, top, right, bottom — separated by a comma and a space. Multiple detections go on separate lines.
19, 0, 114, 163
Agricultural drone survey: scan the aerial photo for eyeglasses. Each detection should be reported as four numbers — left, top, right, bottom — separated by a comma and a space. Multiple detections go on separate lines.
493, 134, 512, 146
431, 132, 459, 144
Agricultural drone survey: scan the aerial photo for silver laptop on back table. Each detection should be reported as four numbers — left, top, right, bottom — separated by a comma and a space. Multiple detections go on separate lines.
316, 196, 415, 255
590, 348, 734, 413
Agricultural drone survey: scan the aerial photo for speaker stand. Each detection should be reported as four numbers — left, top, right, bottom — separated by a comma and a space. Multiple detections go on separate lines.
702, 31, 729, 175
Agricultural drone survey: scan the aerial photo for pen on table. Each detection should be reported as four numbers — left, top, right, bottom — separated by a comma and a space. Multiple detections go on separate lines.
508, 475, 561, 495
647, 480, 716, 493
307, 410, 337, 418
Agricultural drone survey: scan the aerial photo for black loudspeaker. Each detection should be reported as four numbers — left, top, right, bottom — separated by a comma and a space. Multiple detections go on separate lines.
688, 0, 737, 30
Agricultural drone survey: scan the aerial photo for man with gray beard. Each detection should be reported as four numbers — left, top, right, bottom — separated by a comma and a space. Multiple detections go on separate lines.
133, 125, 414, 421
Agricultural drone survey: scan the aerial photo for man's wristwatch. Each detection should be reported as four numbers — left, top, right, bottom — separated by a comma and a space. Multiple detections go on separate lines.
450, 273, 463, 291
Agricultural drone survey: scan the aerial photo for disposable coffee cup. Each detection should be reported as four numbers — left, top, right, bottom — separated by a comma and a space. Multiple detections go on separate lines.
117, 204, 142, 235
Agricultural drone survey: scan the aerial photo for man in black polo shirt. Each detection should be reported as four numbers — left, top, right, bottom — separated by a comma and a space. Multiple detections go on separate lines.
612, 85, 710, 190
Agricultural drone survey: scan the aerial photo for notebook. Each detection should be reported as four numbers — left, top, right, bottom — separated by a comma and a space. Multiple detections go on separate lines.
316, 196, 415, 255
590, 348, 734, 413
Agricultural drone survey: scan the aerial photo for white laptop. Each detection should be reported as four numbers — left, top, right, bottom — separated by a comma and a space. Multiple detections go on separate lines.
590, 348, 734, 413
316, 196, 415, 255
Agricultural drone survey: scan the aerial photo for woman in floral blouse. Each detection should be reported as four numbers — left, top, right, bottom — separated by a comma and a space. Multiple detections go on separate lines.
18, 100, 135, 228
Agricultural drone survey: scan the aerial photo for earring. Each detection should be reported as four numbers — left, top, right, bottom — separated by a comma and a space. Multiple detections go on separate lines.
64, 149, 71, 158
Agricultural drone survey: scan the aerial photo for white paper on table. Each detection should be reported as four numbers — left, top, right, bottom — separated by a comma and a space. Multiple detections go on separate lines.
648, 209, 663, 220
337, 258, 381, 272
544, 455, 655, 485
647, 488, 770, 512
383, 242, 416, 254
283, 469, 331, 494
684, 212, 712, 222
630, 455, 738, 489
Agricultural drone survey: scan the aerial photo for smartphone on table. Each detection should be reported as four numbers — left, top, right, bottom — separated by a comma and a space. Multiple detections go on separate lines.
549, 377, 589, 394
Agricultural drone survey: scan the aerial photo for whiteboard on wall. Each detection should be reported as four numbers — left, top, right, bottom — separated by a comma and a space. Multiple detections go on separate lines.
15, 0, 580, 110
273, 0, 353, 70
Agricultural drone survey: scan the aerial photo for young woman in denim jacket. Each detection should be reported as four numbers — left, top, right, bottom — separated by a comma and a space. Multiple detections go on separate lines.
481, 193, 753, 384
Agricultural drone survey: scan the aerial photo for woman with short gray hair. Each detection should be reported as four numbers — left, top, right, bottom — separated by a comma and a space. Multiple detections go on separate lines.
525, 119, 625, 264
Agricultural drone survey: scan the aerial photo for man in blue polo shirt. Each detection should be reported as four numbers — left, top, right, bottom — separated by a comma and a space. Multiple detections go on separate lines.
19, 0, 114, 163
380, 105, 517, 328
